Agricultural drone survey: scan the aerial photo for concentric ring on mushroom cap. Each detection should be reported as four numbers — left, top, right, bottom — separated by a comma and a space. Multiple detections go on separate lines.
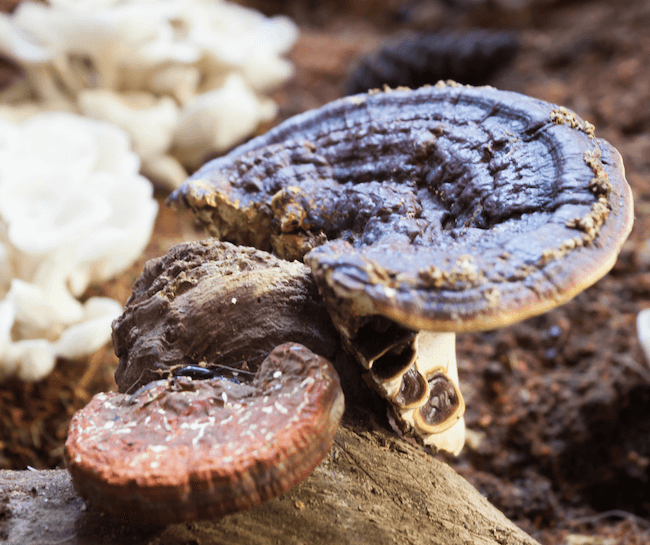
64, 343, 344, 525
169, 84, 633, 333
303, 91, 633, 332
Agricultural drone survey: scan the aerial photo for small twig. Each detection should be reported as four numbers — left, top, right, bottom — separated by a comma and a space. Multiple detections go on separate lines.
210, 361, 259, 375
46, 533, 77, 545
77, 345, 109, 392
123, 368, 149, 395
611, 354, 650, 384
567, 509, 650, 534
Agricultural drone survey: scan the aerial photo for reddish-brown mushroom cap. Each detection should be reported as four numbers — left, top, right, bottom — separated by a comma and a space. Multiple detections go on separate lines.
65, 342, 343, 525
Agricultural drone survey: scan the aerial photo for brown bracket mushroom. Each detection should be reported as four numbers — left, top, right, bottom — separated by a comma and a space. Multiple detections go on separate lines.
110, 239, 339, 393
64, 241, 344, 525
169, 83, 634, 454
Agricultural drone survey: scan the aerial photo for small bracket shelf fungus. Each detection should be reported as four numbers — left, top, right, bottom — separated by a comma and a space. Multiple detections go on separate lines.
66, 84, 633, 525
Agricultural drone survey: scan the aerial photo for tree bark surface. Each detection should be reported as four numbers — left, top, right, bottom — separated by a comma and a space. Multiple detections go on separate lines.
0, 424, 539, 545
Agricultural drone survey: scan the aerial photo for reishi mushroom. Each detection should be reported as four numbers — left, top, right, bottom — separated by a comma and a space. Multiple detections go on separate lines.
65, 342, 343, 525
65, 240, 344, 525
343, 30, 520, 96
65, 83, 633, 524
169, 83, 634, 453
110, 239, 339, 393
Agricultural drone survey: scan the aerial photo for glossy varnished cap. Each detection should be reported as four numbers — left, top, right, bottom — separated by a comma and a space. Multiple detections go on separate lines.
170, 84, 633, 332
65, 343, 344, 525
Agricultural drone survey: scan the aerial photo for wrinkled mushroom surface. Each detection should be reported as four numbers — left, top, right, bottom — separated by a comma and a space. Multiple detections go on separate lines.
65, 342, 343, 525
170, 83, 633, 333
113, 239, 338, 394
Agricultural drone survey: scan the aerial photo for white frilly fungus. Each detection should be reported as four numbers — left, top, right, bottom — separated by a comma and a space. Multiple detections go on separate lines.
0, 112, 158, 381
0, 0, 298, 188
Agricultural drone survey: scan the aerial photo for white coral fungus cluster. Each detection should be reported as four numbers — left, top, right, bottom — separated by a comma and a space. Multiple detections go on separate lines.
0, 0, 298, 188
0, 112, 158, 381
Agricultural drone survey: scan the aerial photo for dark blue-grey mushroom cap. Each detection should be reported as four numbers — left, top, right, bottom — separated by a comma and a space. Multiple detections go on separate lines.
169, 83, 634, 333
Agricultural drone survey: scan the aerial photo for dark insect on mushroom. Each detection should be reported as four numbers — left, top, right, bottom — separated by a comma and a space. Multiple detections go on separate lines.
343, 30, 520, 96
171, 363, 257, 383
66, 83, 633, 525
172, 364, 224, 380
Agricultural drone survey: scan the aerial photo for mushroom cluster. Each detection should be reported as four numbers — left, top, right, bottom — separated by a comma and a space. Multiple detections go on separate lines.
66, 240, 344, 525
67, 83, 633, 524
0, 0, 298, 188
169, 83, 634, 453
0, 112, 157, 381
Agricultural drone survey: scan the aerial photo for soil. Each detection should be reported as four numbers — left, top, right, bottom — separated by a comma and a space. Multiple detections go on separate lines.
2, 0, 650, 544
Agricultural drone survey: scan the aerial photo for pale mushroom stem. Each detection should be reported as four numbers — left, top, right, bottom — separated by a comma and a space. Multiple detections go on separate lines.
415, 331, 466, 455
360, 327, 466, 455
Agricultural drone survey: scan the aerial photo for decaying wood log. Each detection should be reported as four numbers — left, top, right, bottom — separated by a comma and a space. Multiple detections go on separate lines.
0, 423, 539, 545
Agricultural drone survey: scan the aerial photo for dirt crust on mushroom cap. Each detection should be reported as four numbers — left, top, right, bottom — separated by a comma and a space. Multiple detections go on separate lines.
64, 343, 344, 525
170, 84, 633, 332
